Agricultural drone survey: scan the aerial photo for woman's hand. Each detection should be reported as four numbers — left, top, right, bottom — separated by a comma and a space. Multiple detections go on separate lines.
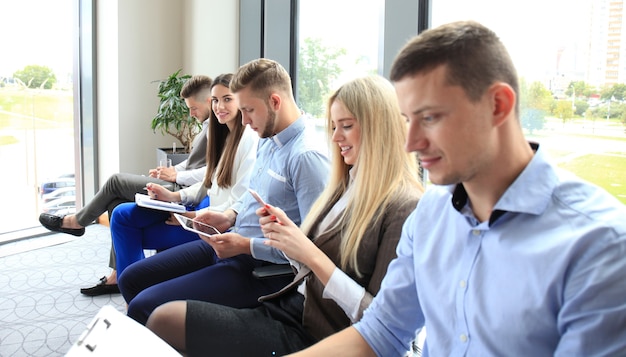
262, 205, 336, 285
145, 182, 176, 202
260, 205, 320, 266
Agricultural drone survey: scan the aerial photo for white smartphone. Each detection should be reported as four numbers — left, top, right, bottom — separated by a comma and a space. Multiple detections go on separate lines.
174, 213, 221, 237
248, 188, 267, 206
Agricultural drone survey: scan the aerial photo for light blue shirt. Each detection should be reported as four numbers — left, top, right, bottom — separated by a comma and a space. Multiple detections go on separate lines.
231, 115, 330, 263
356, 144, 626, 356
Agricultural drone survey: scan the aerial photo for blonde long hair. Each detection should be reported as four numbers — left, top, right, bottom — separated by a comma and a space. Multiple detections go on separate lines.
300, 75, 424, 275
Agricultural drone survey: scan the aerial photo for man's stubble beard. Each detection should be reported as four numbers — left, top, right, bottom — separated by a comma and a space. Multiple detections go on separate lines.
261, 108, 277, 138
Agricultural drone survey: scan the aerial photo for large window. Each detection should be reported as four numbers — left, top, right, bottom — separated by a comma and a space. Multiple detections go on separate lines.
290, 0, 626, 204
0, 0, 77, 235
296, 0, 383, 118
296, 0, 383, 153
431, 0, 626, 204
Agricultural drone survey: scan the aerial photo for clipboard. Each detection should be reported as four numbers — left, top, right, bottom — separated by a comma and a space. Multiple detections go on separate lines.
65, 305, 181, 356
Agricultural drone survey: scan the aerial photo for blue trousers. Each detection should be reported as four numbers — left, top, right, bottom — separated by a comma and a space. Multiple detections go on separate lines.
110, 202, 202, 275
117, 239, 293, 325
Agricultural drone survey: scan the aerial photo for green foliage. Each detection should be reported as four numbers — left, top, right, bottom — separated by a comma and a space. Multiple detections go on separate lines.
151, 70, 199, 153
519, 78, 552, 131
519, 78, 554, 112
13, 65, 57, 89
574, 100, 589, 116
594, 101, 626, 120
520, 108, 546, 134
600, 83, 626, 101
565, 80, 596, 98
553, 100, 574, 124
297, 37, 347, 117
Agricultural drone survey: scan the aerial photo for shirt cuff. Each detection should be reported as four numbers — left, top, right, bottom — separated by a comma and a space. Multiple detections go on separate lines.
322, 268, 366, 322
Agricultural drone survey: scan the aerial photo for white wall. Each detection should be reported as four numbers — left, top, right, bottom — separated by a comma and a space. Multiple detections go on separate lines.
96, 0, 239, 184
183, 0, 240, 76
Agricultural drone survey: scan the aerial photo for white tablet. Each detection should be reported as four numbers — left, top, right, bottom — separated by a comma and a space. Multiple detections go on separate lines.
173, 213, 221, 237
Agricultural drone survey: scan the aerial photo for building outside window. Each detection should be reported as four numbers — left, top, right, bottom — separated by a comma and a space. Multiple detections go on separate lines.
295, 0, 625, 204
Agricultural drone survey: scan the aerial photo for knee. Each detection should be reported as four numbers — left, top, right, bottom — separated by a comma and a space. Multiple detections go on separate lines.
125, 288, 159, 325
107, 173, 124, 186
109, 202, 133, 226
147, 301, 186, 331
117, 268, 135, 301
147, 301, 187, 351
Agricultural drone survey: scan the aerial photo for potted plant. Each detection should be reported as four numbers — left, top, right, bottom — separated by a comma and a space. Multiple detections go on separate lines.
151, 69, 201, 165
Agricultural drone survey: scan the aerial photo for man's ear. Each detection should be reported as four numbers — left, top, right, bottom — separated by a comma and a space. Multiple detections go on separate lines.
268, 93, 282, 111
489, 82, 515, 127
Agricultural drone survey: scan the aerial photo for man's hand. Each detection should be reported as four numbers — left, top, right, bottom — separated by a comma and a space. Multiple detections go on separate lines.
201, 232, 251, 259
154, 166, 177, 182
164, 211, 194, 225
195, 210, 237, 234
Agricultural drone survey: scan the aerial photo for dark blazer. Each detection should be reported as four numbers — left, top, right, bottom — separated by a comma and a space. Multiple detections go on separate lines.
261, 185, 421, 341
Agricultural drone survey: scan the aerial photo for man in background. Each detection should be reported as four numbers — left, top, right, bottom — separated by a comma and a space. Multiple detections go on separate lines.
39, 75, 213, 296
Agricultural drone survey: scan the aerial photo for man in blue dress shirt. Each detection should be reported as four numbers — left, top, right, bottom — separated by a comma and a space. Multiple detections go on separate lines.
117, 59, 330, 324
291, 21, 626, 357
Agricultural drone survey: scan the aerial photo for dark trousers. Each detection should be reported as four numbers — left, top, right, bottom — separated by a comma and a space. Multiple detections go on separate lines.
186, 290, 315, 357
117, 239, 293, 325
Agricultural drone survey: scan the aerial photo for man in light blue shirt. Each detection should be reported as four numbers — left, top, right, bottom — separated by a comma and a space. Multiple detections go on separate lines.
117, 59, 330, 324
291, 21, 626, 357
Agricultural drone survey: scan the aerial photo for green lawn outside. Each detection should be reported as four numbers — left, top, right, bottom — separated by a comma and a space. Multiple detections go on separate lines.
558, 154, 626, 204
0, 88, 73, 130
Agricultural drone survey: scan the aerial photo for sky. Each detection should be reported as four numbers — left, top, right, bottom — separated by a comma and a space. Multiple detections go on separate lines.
430, 0, 593, 81
297, 0, 594, 85
0, 0, 594, 86
0, 0, 73, 79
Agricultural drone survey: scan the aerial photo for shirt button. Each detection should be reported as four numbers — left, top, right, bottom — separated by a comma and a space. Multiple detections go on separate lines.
460, 334, 468, 343
472, 229, 480, 236
459, 280, 466, 288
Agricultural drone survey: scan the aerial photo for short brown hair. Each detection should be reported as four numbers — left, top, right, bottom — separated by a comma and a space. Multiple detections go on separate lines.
180, 74, 213, 100
230, 58, 293, 99
390, 21, 519, 115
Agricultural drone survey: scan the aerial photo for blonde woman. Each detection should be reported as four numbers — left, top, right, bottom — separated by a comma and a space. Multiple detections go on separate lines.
146, 75, 424, 356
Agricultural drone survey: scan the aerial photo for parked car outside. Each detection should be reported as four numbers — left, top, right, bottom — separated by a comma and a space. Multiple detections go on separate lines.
41, 196, 76, 216
41, 187, 76, 205
39, 175, 75, 197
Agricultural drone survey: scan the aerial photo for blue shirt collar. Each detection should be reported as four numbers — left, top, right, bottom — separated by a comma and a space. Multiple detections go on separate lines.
269, 114, 307, 148
449, 142, 556, 225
